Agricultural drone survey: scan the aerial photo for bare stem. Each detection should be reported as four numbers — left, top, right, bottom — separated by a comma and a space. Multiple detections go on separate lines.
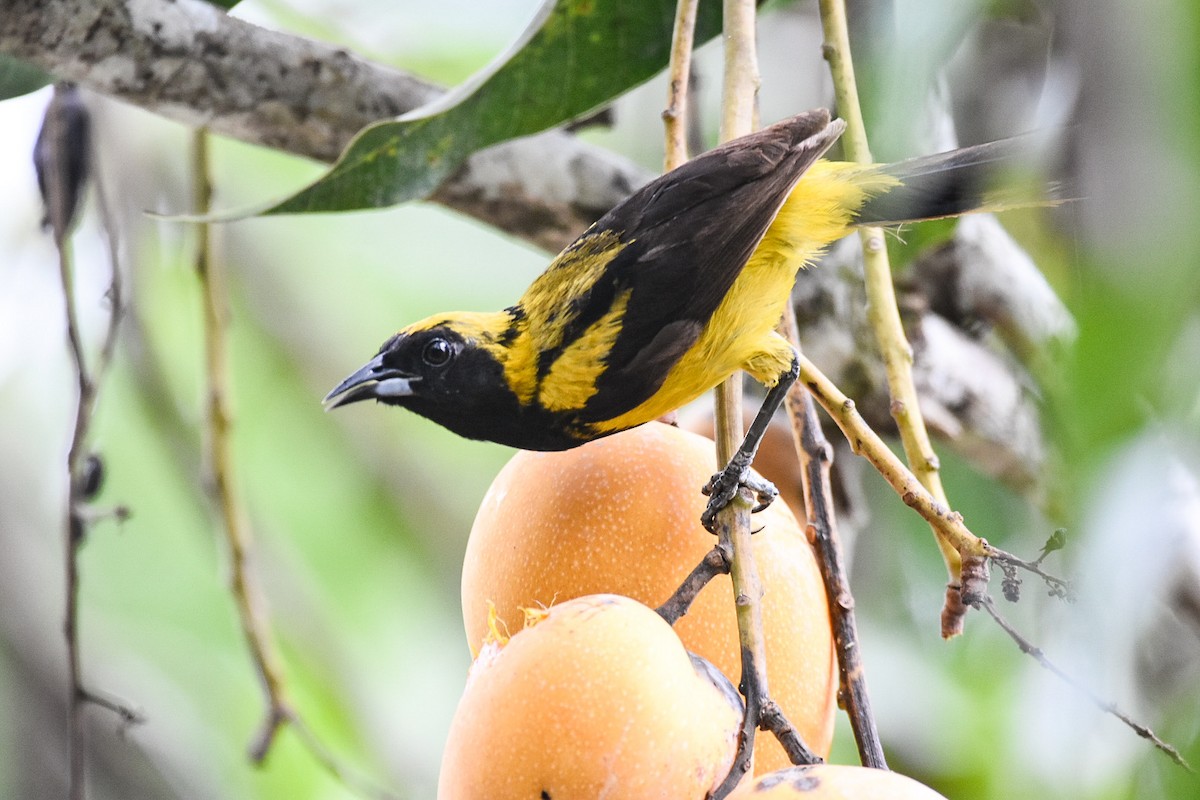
662, 0, 700, 172
656, 545, 731, 625
59, 234, 89, 800
45, 84, 131, 800
977, 597, 1194, 773
78, 688, 145, 729
797, 355, 990, 579
709, 2, 772, 796
989, 545, 1074, 601
190, 130, 396, 799
817, 0, 964, 635
718, 0, 760, 144
190, 128, 294, 762
710, 494, 764, 798
780, 306, 887, 769
760, 698, 821, 767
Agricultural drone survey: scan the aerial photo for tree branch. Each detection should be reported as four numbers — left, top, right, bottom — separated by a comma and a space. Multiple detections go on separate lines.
977, 596, 1194, 772
781, 305, 887, 770
1, 0, 433, 162
819, 0, 965, 637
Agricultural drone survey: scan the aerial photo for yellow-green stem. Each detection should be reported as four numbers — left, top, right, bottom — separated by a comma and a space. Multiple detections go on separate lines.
817, 0, 961, 583
191, 129, 292, 757
797, 354, 989, 562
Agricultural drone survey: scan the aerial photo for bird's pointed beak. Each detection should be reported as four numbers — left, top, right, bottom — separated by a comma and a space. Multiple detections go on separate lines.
323, 354, 419, 410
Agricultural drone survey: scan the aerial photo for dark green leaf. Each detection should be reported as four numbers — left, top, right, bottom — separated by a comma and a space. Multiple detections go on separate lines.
0, 55, 52, 100
269, 0, 725, 215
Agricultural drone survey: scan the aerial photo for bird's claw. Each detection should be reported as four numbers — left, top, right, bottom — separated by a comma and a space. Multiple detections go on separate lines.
700, 467, 779, 533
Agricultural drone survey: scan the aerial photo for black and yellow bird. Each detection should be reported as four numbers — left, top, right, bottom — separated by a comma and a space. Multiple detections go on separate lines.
326, 109, 1032, 527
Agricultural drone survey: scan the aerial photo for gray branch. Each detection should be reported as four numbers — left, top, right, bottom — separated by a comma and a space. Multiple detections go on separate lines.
0, 0, 651, 252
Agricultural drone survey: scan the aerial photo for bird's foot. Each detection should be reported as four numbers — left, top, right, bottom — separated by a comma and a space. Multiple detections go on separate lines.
700, 465, 778, 533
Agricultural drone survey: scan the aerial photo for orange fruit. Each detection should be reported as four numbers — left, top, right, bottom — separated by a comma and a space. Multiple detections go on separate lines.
727, 764, 949, 799
437, 594, 743, 799
461, 422, 836, 771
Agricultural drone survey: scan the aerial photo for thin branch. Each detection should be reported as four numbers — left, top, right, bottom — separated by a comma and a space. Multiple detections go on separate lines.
189, 129, 396, 799
817, 0, 965, 636
797, 355, 991, 587
759, 698, 821, 767
662, 0, 700, 172
91, 186, 123, 386
709, 494, 766, 799
780, 306, 887, 769
989, 545, 1074, 601
38, 81, 136, 800
60, 245, 89, 800
52, 144, 91, 800
977, 596, 1194, 773
656, 545, 731, 625
190, 127, 291, 759
717, 0, 760, 144
77, 688, 145, 731
709, 2, 772, 796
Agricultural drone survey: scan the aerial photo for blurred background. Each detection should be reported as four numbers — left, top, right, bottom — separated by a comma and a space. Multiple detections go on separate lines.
1, 0, 1199, 798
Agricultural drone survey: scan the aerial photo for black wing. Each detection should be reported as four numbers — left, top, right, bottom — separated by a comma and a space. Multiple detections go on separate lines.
567, 110, 844, 422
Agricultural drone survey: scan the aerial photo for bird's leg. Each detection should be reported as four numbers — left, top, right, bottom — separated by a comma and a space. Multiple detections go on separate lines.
701, 355, 799, 533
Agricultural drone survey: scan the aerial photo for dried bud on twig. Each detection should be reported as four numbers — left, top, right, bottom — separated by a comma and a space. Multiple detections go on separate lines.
33, 82, 91, 241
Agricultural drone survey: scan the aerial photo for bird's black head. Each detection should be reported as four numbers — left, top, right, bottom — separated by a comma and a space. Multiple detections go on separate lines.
325, 326, 463, 409
324, 314, 535, 445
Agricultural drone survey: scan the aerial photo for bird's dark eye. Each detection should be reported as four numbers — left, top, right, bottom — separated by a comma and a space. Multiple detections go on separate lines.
422, 337, 454, 367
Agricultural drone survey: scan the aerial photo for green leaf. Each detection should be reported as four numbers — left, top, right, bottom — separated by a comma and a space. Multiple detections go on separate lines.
268, 0, 725, 215
1038, 527, 1067, 558
0, 55, 51, 100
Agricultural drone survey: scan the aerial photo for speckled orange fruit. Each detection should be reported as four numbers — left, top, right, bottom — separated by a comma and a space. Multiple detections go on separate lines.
727, 765, 949, 799
437, 594, 743, 799
461, 422, 836, 772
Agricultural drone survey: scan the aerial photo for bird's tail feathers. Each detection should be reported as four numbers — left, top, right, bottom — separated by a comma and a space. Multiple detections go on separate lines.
853, 135, 1065, 226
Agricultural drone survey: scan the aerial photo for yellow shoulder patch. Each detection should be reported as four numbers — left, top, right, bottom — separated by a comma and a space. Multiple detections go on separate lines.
538, 288, 632, 413
501, 229, 630, 408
